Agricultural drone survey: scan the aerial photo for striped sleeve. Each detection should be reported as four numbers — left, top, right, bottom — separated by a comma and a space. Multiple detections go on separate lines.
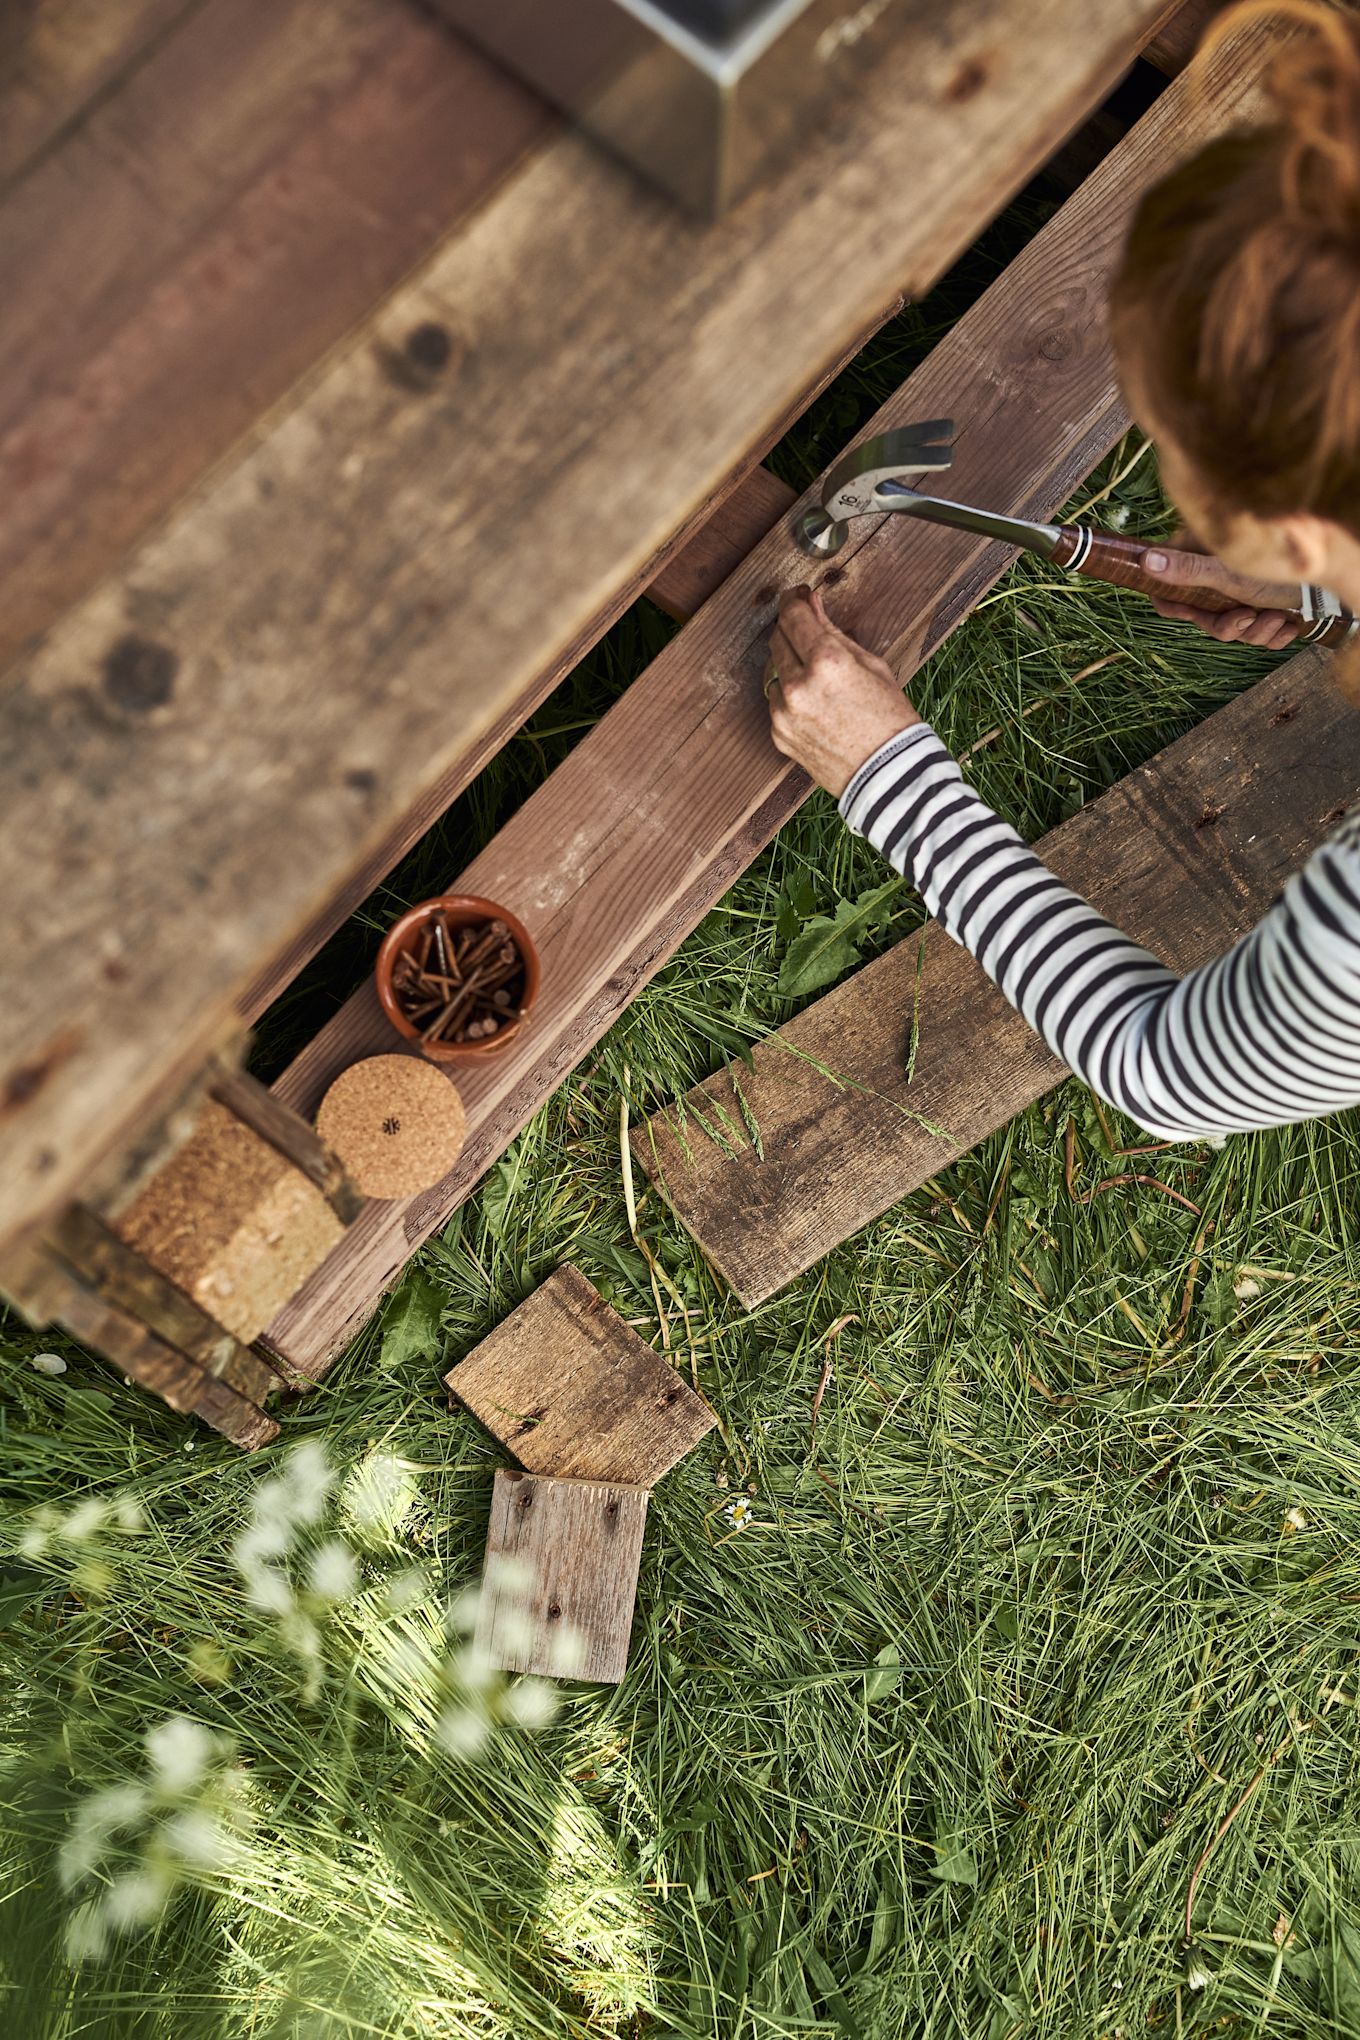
838, 723, 1360, 1140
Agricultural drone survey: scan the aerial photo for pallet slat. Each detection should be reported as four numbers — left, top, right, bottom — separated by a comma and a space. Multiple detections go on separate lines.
636, 649, 1357, 1304
476, 1470, 649, 1684
0, 0, 1179, 1257
261, 28, 1269, 1380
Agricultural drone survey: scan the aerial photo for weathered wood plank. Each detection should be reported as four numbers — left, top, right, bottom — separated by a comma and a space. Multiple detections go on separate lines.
446, 1266, 715, 1485
0, 0, 1180, 1255
0, 0, 552, 676
636, 649, 1357, 1305
40, 1257, 278, 1448
0, 0, 195, 186
476, 1469, 649, 1684
49, 1202, 280, 1402
262, 26, 1264, 1380
1143, 0, 1224, 74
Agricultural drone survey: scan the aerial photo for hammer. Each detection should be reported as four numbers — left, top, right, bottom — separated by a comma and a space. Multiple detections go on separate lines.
792, 421, 1357, 647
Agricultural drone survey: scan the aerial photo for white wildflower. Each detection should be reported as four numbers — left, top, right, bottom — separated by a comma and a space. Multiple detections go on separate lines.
183, 1441, 195, 1453
243, 1567, 295, 1617
282, 1440, 336, 1523
502, 1678, 558, 1730
102, 1868, 168, 1931
307, 1539, 358, 1603
1185, 1954, 1211, 1993
481, 1553, 534, 1597
32, 1351, 67, 1377
1282, 1505, 1309, 1535
64, 1902, 108, 1964
64, 1498, 106, 1540
1233, 1274, 1262, 1301
383, 1566, 430, 1615
162, 1809, 227, 1868
146, 1717, 215, 1794
724, 1497, 754, 1531
548, 1627, 585, 1679
113, 1496, 145, 1533
436, 1703, 490, 1759
1202, 1132, 1229, 1151
380, 1631, 432, 1687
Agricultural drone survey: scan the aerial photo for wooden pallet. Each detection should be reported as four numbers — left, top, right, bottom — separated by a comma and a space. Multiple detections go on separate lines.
260, 23, 1268, 1381
634, 648, 1357, 1305
0, 0, 1181, 1275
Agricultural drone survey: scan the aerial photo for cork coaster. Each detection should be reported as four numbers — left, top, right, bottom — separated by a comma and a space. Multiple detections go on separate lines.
315, 1055, 466, 1200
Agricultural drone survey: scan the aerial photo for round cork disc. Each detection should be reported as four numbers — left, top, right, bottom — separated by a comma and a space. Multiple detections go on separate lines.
316, 1054, 467, 1201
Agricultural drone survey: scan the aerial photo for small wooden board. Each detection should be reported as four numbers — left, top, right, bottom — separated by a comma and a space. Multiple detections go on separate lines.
476, 1469, 648, 1684
636, 648, 1360, 1305
446, 1265, 715, 1485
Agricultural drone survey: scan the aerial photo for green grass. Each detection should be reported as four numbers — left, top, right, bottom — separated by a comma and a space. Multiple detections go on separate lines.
6, 207, 1360, 2040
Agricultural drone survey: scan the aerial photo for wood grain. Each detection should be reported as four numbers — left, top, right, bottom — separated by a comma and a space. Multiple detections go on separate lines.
262, 26, 1265, 1381
0, 0, 1181, 1256
0, 0, 551, 676
39, 1255, 278, 1448
637, 649, 1358, 1305
1143, 0, 1224, 74
0, 0, 195, 185
49, 1202, 281, 1403
446, 1265, 715, 1485
476, 1469, 648, 1684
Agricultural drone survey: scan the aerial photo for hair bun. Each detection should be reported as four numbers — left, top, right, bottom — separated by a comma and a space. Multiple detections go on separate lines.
1205, 2, 1360, 235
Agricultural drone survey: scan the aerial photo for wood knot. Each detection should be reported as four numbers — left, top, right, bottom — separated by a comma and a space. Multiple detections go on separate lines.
406, 321, 452, 373
547, 1602, 562, 1620
1269, 700, 1300, 726
102, 634, 178, 712
944, 54, 989, 102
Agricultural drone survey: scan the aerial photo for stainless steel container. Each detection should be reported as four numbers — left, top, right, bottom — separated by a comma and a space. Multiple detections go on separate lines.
434, 0, 916, 215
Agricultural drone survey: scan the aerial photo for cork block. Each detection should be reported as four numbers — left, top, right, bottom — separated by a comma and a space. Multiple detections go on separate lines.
315, 1053, 466, 1200
113, 1097, 343, 1343
476, 1469, 649, 1683
445, 1265, 716, 1486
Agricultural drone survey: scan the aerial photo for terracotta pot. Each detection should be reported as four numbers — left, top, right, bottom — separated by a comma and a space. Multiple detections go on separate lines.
375, 894, 541, 1063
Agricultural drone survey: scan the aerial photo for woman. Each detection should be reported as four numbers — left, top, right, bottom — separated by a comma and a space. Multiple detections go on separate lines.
765, 0, 1360, 1142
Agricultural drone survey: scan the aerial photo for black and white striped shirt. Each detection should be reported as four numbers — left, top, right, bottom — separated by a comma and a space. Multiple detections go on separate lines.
840, 724, 1360, 1140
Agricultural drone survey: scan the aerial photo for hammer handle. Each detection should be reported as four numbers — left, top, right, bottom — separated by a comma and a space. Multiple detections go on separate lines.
1051, 525, 1357, 646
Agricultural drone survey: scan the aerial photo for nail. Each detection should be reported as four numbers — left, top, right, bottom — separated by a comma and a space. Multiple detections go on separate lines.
1145, 551, 1169, 573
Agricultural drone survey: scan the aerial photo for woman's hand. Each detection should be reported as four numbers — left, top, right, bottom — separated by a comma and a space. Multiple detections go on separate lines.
764, 586, 919, 797
1142, 536, 1303, 649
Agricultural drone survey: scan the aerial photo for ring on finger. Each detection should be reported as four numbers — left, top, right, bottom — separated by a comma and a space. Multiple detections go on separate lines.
763, 667, 780, 698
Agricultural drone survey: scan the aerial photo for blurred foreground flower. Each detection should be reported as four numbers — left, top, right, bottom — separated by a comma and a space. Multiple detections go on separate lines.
60, 1715, 251, 1963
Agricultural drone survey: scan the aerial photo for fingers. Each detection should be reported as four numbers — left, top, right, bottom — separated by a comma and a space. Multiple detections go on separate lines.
775, 585, 836, 663
1151, 599, 1302, 648
1142, 546, 1300, 611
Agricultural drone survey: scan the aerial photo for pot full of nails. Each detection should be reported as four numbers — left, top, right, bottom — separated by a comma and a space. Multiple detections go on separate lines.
375, 895, 540, 1062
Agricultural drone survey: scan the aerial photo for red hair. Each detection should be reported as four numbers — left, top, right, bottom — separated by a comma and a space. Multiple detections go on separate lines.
1112, 0, 1360, 532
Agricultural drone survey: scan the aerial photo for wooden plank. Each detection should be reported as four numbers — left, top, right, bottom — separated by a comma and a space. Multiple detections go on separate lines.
645, 467, 798, 624
1143, 0, 1224, 74
0, 0, 1181, 1256
261, 26, 1265, 1381
476, 1469, 648, 1683
41, 1257, 278, 1448
0, 0, 551, 677
637, 649, 1358, 1305
209, 1067, 362, 1224
0, 0, 194, 186
446, 1266, 715, 1484
48, 1203, 281, 1403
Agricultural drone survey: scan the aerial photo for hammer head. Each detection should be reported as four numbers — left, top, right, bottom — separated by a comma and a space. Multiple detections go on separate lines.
793, 419, 955, 558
